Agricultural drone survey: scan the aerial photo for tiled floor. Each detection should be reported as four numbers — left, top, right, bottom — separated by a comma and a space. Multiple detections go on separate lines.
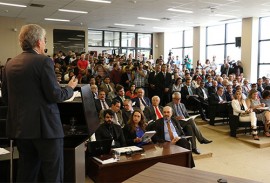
86, 123, 270, 183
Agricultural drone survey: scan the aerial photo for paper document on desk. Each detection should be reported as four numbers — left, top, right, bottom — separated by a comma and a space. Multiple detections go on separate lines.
113, 146, 143, 154
93, 157, 117, 164
64, 91, 80, 102
181, 114, 200, 121
0, 148, 10, 155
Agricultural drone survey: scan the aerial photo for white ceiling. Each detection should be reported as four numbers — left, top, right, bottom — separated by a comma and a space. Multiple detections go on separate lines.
0, 0, 270, 33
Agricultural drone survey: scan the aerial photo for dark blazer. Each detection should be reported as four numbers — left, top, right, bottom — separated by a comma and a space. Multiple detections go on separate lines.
180, 85, 197, 104
195, 87, 209, 101
94, 99, 112, 114
155, 72, 173, 90
122, 124, 146, 146
152, 117, 185, 143
2, 49, 74, 139
121, 109, 133, 125
113, 95, 130, 109
120, 72, 131, 90
95, 123, 126, 148
209, 93, 227, 105
208, 86, 217, 96
144, 105, 164, 121
132, 97, 152, 109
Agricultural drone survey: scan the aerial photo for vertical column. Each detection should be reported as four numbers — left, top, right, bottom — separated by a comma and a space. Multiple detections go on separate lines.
241, 17, 259, 83
193, 26, 206, 67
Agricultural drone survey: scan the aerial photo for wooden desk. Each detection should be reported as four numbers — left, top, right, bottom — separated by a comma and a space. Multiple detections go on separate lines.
86, 142, 191, 183
124, 162, 262, 183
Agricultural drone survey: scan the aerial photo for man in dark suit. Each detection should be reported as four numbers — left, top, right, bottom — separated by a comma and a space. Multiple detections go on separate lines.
94, 89, 112, 114
181, 78, 208, 121
155, 64, 173, 106
195, 81, 209, 117
95, 109, 126, 148
166, 92, 212, 154
121, 99, 137, 125
1, 24, 78, 182
144, 96, 164, 122
148, 65, 161, 101
208, 86, 229, 125
208, 80, 218, 96
152, 106, 195, 168
132, 88, 151, 111
113, 85, 130, 109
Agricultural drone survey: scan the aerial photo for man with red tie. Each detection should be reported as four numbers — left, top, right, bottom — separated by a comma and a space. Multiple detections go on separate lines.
144, 96, 163, 122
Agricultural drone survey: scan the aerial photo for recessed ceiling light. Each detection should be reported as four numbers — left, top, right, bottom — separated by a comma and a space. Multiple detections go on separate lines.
167, 8, 193, 14
0, 2, 27, 7
85, 0, 111, 3
114, 23, 135, 27
137, 17, 160, 21
45, 18, 70, 22
214, 14, 236, 18
58, 9, 88, 14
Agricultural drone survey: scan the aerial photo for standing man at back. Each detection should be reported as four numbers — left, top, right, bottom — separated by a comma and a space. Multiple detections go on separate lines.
2, 24, 78, 183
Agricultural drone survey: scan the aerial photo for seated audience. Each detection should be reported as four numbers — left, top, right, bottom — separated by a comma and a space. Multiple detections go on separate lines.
132, 88, 152, 111
125, 83, 138, 99
114, 85, 130, 109
231, 90, 259, 140
99, 99, 124, 128
94, 89, 112, 114
246, 89, 270, 137
152, 106, 195, 168
224, 84, 234, 102
99, 76, 116, 100
123, 110, 149, 146
95, 109, 126, 148
261, 90, 270, 107
91, 84, 98, 99
172, 77, 183, 93
166, 92, 212, 154
122, 99, 136, 125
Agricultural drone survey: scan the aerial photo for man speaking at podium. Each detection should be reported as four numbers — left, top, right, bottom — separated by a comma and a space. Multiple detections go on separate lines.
2, 24, 78, 182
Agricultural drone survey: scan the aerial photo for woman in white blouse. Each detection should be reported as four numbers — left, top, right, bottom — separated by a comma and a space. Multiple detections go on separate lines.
231, 90, 259, 140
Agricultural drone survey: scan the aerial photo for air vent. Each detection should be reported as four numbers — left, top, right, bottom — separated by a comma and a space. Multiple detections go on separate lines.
29, 3, 45, 8
161, 17, 171, 21
219, 18, 237, 22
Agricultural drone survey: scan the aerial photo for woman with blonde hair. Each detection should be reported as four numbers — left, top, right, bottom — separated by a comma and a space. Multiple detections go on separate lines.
246, 89, 270, 137
231, 90, 259, 140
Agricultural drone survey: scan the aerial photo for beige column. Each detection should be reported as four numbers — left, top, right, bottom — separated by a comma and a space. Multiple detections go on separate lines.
193, 26, 206, 67
241, 17, 259, 83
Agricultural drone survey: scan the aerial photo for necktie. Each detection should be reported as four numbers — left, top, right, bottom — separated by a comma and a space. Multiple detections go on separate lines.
154, 106, 163, 119
188, 86, 193, 95
166, 121, 174, 141
102, 100, 108, 110
202, 88, 207, 99
107, 84, 111, 92
140, 98, 146, 111
140, 98, 147, 106
176, 104, 184, 117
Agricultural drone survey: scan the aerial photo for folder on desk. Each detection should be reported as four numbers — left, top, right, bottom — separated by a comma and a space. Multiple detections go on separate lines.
113, 146, 143, 154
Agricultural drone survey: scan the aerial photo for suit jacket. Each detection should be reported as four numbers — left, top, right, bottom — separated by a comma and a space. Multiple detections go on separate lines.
144, 105, 164, 121
99, 82, 116, 95
181, 85, 197, 104
155, 72, 173, 91
113, 95, 131, 109
166, 102, 189, 118
95, 123, 126, 148
99, 109, 124, 127
2, 49, 74, 139
195, 87, 209, 101
121, 109, 133, 125
208, 86, 217, 96
94, 99, 112, 114
132, 97, 152, 109
231, 99, 248, 116
209, 93, 227, 105
152, 117, 185, 143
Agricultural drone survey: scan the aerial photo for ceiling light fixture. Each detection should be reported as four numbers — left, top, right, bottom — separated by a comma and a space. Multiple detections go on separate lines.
45, 18, 70, 22
0, 2, 27, 7
137, 17, 160, 21
153, 26, 168, 30
85, 0, 111, 3
167, 8, 193, 14
114, 23, 135, 27
58, 9, 88, 14
214, 14, 236, 18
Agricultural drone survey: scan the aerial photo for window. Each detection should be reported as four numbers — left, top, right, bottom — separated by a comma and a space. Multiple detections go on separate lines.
121, 33, 135, 47
104, 31, 120, 47
226, 22, 242, 43
138, 34, 151, 48
88, 30, 103, 46
207, 25, 225, 45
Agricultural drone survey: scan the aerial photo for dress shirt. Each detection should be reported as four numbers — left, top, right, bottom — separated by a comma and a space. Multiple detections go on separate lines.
202, 88, 208, 99
188, 86, 193, 95
101, 100, 109, 110
163, 119, 178, 141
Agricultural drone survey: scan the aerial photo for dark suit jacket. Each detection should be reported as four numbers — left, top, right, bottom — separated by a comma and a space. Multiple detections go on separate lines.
180, 85, 197, 104
144, 105, 163, 121
208, 86, 217, 96
2, 49, 74, 139
94, 99, 112, 114
132, 97, 152, 109
121, 109, 133, 125
195, 87, 209, 101
209, 93, 227, 105
122, 124, 147, 146
155, 72, 173, 91
152, 117, 185, 143
95, 123, 126, 148
113, 95, 130, 109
